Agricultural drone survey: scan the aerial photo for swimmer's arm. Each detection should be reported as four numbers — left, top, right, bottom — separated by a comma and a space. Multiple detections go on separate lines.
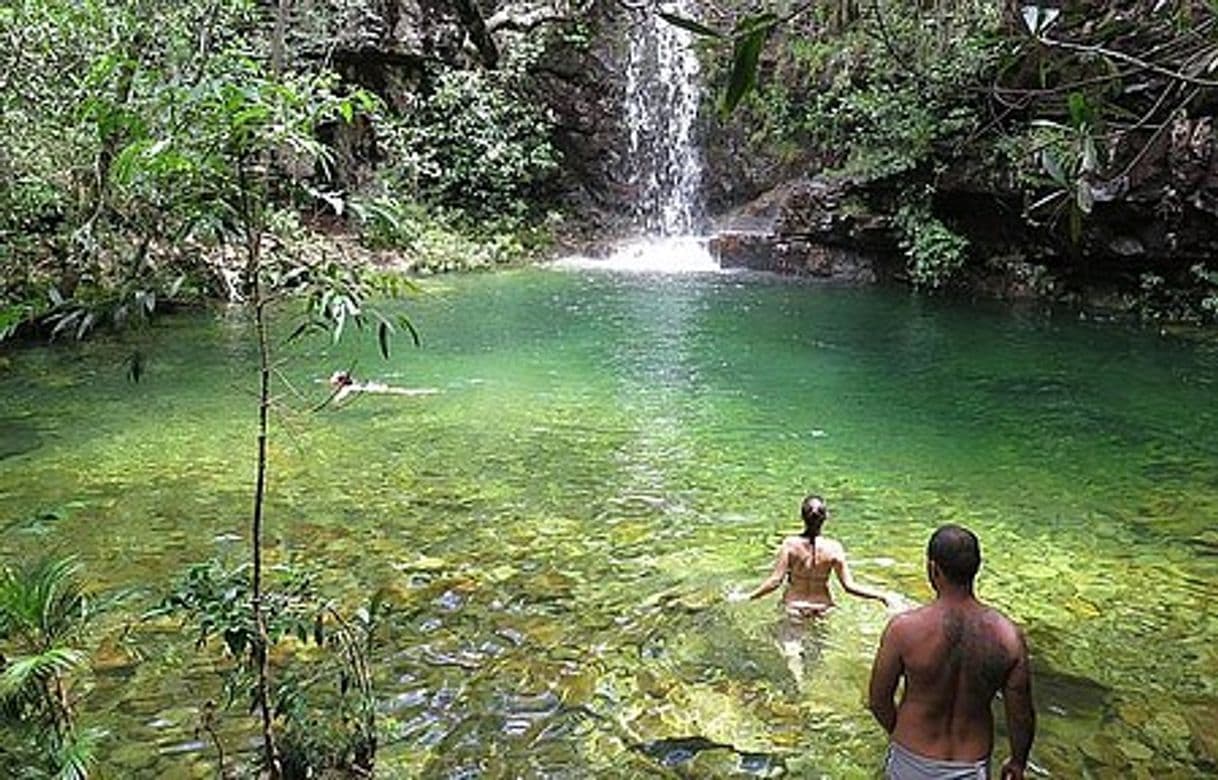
833, 555, 892, 606
1001, 630, 1036, 778
867, 617, 904, 734
745, 542, 789, 600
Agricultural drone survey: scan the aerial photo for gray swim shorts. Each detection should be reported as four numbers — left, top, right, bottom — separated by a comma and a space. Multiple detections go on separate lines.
884, 741, 989, 780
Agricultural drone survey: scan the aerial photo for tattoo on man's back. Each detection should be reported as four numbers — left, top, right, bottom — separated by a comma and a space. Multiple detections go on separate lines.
943, 611, 1009, 690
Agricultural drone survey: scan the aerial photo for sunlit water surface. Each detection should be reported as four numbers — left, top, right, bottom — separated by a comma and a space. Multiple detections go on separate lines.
2, 268, 1217, 778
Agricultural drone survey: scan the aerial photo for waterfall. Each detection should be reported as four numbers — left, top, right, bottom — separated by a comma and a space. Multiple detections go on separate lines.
553, 2, 722, 273
624, 2, 705, 236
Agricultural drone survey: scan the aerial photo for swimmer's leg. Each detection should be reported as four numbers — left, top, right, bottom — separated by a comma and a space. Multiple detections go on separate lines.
775, 619, 806, 690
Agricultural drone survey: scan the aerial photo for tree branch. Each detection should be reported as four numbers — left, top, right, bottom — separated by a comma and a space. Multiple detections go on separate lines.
1039, 34, 1218, 90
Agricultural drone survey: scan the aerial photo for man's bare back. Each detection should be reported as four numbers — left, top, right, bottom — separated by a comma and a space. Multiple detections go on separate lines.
879, 600, 1025, 760
869, 525, 1035, 779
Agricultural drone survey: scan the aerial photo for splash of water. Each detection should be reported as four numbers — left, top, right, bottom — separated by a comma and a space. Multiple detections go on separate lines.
551, 236, 722, 274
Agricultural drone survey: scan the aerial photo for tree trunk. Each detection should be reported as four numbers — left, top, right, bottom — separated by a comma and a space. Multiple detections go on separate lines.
272, 0, 290, 74
243, 161, 279, 778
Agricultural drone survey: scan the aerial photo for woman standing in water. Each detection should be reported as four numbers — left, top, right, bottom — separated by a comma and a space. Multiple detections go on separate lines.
742, 495, 894, 614
734, 495, 895, 686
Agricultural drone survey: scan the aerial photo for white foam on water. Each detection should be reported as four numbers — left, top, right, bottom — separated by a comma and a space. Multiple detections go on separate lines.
551, 235, 722, 274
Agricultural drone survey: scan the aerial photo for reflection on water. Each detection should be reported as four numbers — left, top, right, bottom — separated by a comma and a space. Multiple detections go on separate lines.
2, 269, 1218, 776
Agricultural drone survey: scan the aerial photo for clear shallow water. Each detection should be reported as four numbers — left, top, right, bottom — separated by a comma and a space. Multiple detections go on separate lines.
2, 268, 1217, 777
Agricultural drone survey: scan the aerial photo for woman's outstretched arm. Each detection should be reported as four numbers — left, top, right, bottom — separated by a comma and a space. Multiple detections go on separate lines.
745, 541, 790, 600
833, 553, 892, 606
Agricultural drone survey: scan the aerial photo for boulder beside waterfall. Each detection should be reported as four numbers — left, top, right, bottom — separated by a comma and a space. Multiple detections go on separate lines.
708, 233, 877, 282
706, 177, 893, 282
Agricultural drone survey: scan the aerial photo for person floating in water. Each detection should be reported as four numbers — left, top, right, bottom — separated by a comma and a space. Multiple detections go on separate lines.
732, 495, 895, 686
868, 525, 1035, 780
327, 370, 438, 406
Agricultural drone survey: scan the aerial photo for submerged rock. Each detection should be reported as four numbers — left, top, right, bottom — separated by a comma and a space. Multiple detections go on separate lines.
0, 418, 42, 460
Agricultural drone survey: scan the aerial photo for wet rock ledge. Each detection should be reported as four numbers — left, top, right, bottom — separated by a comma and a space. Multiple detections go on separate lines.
707, 177, 892, 283
708, 232, 877, 282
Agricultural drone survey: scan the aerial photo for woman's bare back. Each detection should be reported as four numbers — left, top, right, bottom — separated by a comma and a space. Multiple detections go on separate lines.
782, 535, 843, 611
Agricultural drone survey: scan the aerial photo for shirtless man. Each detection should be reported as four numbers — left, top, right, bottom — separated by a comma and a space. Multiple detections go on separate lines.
868, 525, 1035, 780
735, 495, 894, 685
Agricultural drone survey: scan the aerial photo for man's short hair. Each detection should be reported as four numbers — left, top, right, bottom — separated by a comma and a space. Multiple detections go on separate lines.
928, 524, 981, 585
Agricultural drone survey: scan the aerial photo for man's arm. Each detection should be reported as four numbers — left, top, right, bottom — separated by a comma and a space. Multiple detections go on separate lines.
745, 541, 789, 600
1000, 629, 1035, 780
868, 617, 904, 734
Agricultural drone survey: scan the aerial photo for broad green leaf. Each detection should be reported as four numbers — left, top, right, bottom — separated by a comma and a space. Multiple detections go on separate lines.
721, 18, 773, 117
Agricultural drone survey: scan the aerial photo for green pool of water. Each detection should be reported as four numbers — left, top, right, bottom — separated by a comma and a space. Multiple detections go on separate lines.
2, 268, 1217, 777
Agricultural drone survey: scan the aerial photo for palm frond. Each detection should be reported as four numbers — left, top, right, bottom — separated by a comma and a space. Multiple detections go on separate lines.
0, 557, 87, 646
0, 647, 87, 700
53, 726, 105, 780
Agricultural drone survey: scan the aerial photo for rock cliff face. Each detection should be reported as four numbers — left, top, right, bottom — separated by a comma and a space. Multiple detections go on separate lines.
703, 114, 1218, 298
310, 0, 646, 234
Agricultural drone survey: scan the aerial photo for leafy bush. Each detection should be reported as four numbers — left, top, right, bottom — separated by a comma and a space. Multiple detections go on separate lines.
726, 1, 1001, 181
0, 557, 105, 779
896, 202, 969, 289
386, 69, 560, 218
350, 195, 555, 273
158, 560, 386, 779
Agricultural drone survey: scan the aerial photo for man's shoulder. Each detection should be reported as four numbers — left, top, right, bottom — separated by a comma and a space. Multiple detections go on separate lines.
977, 603, 1026, 650
885, 603, 934, 636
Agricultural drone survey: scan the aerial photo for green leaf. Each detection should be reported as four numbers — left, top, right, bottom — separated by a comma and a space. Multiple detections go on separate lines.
377, 319, 391, 359
1067, 92, 1091, 129
53, 727, 104, 780
721, 17, 774, 117
0, 647, 87, 698
397, 314, 421, 347
657, 11, 724, 38
1041, 150, 1067, 186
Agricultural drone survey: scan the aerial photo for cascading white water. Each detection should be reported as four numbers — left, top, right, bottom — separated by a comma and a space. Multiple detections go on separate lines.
624, 1, 705, 236
554, 2, 721, 274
